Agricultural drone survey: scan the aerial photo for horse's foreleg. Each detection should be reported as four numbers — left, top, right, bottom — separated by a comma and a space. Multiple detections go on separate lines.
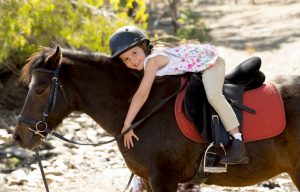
149, 171, 178, 192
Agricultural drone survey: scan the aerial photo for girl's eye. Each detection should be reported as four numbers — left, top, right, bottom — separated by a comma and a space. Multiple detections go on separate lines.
133, 51, 137, 55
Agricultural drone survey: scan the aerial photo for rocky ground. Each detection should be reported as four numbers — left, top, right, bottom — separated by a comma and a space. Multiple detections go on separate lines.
1, 0, 300, 191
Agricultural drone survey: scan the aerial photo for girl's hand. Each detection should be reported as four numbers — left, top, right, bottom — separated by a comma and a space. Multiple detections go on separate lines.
122, 126, 139, 149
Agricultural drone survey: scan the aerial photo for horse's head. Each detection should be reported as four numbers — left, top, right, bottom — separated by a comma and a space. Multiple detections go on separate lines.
13, 46, 71, 149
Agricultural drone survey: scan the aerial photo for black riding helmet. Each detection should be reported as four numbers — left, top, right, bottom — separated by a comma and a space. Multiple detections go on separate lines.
109, 25, 152, 59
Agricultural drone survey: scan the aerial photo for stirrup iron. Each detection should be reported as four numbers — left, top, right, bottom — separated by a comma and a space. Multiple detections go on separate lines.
203, 142, 227, 173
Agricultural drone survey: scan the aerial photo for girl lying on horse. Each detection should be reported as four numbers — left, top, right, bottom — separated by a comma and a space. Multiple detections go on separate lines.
109, 25, 249, 165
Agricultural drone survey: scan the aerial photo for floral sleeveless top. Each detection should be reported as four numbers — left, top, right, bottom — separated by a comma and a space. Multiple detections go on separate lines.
144, 44, 219, 76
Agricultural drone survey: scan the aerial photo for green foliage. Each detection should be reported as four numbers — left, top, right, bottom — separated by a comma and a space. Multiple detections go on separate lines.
176, 10, 211, 42
0, 0, 148, 67
0, 157, 21, 172
176, 25, 211, 42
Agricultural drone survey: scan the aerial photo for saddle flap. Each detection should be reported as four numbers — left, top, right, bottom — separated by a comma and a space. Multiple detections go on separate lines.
183, 76, 231, 145
223, 83, 245, 127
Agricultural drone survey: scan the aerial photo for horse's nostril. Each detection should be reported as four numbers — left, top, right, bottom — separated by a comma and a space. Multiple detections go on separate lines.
13, 133, 21, 142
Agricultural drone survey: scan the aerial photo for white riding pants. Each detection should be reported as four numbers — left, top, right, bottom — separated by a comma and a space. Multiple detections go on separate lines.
202, 57, 240, 131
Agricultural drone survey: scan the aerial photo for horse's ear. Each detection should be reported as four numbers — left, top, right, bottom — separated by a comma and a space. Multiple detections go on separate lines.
46, 46, 62, 70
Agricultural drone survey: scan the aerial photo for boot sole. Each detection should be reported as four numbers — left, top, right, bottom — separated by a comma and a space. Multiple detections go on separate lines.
220, 157, 249, 165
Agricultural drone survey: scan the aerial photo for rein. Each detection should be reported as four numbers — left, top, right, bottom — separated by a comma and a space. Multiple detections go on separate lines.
35, 149, 49, 192
17, 67, 187, 192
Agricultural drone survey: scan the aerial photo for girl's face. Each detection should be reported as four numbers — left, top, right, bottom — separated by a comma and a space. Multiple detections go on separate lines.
119, 46, 146, 71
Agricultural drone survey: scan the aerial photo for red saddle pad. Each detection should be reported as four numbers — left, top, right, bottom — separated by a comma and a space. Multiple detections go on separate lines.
175, 81, 286, 143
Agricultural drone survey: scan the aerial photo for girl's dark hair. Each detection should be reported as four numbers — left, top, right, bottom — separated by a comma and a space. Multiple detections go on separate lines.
138, 40, 153, 56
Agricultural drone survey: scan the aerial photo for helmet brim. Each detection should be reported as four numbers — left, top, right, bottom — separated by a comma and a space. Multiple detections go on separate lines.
111, 39, 145, 59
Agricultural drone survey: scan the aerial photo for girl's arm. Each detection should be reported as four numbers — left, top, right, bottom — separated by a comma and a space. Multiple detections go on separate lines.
122, 55, 169, 148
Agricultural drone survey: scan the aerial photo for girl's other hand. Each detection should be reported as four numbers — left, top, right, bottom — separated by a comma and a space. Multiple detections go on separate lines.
122, 126, 139, 149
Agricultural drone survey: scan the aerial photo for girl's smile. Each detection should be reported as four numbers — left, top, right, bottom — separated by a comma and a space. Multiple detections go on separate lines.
120, 46, 146, 71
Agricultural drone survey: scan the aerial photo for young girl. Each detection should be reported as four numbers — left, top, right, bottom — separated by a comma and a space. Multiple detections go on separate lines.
109, 25, 249, 165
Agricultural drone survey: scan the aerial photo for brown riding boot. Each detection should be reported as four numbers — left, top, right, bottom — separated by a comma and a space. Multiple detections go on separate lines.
220, 139, 249, 165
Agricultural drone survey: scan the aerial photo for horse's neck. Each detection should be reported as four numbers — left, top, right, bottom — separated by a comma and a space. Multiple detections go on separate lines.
65, 60, 139, 136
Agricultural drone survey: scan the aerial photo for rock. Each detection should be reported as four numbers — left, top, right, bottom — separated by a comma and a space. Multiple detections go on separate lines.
7, 169, 28, 186
46, 174, 64, 183
30, 160, 51, 169
4, 146, 32, 159
86, 128, 98, 143
0, 129, 12, 144
52, 159, 68, 170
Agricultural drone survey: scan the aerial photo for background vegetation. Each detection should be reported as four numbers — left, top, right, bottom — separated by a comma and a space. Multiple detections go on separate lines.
0, 0, 213, 72
0, 0, 148, 69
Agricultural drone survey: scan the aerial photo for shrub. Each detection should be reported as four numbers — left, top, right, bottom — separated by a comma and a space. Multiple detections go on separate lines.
0, 0, 148, 67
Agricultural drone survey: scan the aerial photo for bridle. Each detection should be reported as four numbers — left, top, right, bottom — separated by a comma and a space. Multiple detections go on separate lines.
17, 67, 69, 138
16, 65, 187, 192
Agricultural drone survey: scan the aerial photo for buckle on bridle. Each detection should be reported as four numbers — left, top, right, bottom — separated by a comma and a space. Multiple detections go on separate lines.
28, 121, 48, 138
52, 76, 58, 84
36, 121, 47, 131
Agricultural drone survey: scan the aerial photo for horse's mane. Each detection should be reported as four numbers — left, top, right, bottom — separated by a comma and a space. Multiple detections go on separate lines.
20, 46, 112, 83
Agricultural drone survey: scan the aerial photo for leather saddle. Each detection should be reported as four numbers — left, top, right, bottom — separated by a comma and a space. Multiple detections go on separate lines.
183, 57, 265, 146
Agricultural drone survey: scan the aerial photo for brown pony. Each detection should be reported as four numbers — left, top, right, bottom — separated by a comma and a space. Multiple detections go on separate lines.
13, 46, 300, 191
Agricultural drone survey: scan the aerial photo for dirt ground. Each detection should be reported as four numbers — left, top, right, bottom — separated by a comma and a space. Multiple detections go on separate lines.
1, 1, 300, 192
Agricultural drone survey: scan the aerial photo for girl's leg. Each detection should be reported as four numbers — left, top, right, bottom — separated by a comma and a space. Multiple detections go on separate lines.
202, 57, 239, 131
202, 57, 249, 164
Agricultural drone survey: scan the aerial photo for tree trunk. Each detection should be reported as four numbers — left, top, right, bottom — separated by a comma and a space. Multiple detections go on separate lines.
167, 0, 180, 33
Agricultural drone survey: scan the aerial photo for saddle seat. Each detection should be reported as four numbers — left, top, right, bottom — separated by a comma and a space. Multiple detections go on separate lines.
225, 56, 263, 88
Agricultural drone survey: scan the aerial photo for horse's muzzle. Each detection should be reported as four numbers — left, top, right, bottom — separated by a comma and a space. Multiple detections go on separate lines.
13, 125, 42, 150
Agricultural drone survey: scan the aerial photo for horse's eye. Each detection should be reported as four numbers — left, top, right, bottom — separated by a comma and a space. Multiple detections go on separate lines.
35, 88, 45, 95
